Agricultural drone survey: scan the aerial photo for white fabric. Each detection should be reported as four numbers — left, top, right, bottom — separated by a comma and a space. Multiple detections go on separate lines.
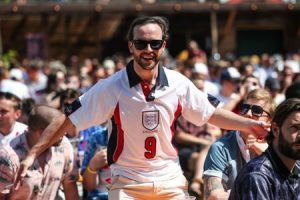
235, 131, 250, 163
0, 121, 28, 145
69, 66, 216, 182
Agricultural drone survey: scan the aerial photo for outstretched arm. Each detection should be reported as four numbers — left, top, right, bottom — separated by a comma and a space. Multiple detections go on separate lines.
208, 108, 270, 138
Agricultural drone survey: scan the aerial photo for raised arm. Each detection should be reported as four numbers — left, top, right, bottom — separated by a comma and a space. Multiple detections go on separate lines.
208, 107, 270, 138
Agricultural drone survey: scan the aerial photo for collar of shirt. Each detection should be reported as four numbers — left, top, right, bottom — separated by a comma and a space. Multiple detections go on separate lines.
266, 146, 300, 177
126, 60, 169, 88
236, 131, 251, 163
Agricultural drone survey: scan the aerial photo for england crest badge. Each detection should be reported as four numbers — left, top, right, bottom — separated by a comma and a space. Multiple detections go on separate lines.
142, 110, 159, 130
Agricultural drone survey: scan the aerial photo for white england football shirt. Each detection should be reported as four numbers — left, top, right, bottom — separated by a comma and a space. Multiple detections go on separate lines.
68, 61, 215, 182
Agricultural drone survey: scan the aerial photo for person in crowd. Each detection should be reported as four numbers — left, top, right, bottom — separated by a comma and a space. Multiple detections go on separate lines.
37, 70, 67, 108
0, 67, 30, 100
81, 120, 111, 200
203, 88, 276, 200
0, 105, 79, 200
16, 16, 270, 200
229, 98, 300, 199
0, 91, 27, 145
264, 76, 285, 105
285, 82, 300, 99
177, 40, 207, 65
175, 85, 220, 197
25, 59, 48, 103
215, 67, 241, 107
18, 98, 36, 124
175, 69, 221, 197
192, 62, 219, 97
223, 75, 261, 113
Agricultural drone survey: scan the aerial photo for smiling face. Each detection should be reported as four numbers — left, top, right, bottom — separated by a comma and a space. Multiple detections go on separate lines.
128, 23, 166, 71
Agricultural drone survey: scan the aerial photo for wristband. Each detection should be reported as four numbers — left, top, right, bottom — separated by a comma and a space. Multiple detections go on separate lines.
87, 165, 97, 174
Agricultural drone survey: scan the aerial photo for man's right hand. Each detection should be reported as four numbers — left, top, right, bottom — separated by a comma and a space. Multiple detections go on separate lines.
14, 154, 36, 190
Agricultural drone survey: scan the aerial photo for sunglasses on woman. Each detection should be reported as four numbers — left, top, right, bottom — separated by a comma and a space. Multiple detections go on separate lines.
239, 103, 271, 117
132, 40, 164, 50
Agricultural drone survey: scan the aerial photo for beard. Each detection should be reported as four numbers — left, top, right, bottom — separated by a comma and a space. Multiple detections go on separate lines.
278, 130, 300, 160
133, 52, 160, 71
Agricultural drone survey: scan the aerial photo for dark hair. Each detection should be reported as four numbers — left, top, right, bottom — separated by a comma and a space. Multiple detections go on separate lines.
28, 105, 62, 132
267, 98, 300, 144
59, 88, 80, 109
0, 91, 22, 110
127, 16, 169, 41
285, 82, 300, 99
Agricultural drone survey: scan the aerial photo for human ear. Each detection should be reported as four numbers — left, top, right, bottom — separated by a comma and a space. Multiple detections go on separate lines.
271, 123, 279, 137
128, 41, 133, 53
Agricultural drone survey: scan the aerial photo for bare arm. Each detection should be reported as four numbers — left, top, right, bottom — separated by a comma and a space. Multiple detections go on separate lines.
15, 115, 75, 188
62, 178, 80, 200
82, 149, 108, 191
208, 108, 270, 138
204, 176, 229, 200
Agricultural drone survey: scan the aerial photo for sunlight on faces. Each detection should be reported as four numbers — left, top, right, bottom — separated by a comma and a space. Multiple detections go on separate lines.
129, 23, 166, 71
0, 99, 21, 133
276, 112, 300, 160
242, 99, 272, 123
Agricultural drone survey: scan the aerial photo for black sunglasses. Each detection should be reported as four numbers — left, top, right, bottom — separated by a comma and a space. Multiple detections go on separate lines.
239, 103, 271, 117
132, 40, 164, 50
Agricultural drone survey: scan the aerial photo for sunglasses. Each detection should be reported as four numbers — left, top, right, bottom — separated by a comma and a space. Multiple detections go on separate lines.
239, 103, 271, 117
132, 40, 164, 50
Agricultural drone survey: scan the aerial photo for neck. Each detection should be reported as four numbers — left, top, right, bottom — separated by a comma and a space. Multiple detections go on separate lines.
0, 123, 15, 136
273, 143, 297, 172
133, 62, 158, 85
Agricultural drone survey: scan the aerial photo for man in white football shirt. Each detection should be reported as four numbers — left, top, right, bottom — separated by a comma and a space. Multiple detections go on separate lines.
16, 16, 270, 200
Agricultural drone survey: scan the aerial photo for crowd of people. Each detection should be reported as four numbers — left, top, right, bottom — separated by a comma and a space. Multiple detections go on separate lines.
0, 15, 299, 200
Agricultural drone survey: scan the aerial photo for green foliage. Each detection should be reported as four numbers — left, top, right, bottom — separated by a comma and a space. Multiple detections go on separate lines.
0, 50, 18, 69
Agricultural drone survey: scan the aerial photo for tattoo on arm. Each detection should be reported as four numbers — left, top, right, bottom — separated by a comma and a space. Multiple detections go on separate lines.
203, 176, 226, 199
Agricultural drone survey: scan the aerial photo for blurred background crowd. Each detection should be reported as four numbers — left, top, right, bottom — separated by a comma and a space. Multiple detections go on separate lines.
0, 0, 300, 200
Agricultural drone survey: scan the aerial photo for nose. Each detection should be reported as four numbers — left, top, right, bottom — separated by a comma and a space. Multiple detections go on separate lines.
244, 109, 253, 118
144, 43, 154, 51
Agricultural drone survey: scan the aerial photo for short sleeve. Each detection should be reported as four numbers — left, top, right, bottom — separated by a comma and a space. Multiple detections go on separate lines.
203, 141, 230, 181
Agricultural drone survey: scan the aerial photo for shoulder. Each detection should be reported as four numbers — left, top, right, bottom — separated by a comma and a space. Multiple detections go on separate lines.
14, 122, 28, 132
235, 153, 272, 183
211, 131, 238, 151
164, 67, 190, 84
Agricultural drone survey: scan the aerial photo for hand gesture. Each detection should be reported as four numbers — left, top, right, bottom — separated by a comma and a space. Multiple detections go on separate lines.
14, 154, 35, 190
246, 134, 268, 155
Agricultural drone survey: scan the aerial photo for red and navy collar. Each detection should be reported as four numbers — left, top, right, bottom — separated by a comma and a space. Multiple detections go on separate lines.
126, 60, 169, 88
